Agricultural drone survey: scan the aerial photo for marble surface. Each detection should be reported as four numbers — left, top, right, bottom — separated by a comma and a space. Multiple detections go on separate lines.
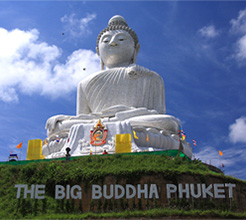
43, 15, 192, 159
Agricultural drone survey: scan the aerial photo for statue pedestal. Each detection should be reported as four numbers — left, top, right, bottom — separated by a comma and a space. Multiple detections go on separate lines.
43, 119, 192, 159
44, 120, 139, 158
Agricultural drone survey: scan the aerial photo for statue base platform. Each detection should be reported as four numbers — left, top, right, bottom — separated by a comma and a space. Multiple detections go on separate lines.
43, 120, 192, 159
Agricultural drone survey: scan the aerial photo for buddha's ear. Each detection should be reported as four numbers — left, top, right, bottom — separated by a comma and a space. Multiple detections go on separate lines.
132, 43, 140, 64
96, 47, 100, 56
96, 47, 104, 70
100, 58, 105, 70
136, 43, 140, 54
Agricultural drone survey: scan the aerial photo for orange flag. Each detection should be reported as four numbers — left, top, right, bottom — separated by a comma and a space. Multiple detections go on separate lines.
146, 133, 149, 142
219, 150, 223, 156
16, 142, 23, 149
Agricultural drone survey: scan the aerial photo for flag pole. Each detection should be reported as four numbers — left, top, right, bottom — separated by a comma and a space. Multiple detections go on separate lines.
16, 141, 23, 161
219, 151, 221, 169
20, 147, 22, 161
219, 150, 223, 170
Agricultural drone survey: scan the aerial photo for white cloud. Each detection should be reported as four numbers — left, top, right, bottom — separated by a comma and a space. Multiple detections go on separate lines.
194, 145, 246, 179
0, 87, 18, 103
229, 116, 246, 143
193, 146, 229, 168
0, 27, 100, 103
235, 35, 246, 61
61, 13, 96, 39
230, 9, 246, 63
198, 25, 219, 38
230, 8, 246, 34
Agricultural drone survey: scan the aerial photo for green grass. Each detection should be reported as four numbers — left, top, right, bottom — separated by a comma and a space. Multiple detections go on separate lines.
6, 208, 246, 219
0, 153, 245, 219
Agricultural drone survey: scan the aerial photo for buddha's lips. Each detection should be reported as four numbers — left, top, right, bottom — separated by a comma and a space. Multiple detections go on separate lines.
108, 46, 120, 50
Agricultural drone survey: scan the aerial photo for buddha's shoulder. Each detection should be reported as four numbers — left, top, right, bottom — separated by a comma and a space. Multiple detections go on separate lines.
126, 64, 162, 80
78, 70, 102, 86
79, 64, 162, 87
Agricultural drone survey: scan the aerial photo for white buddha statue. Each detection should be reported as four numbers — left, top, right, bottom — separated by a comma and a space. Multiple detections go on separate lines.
43, 15, 192, 158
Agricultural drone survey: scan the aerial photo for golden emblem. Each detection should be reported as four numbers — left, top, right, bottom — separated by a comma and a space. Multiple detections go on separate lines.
90, 119, 107, 146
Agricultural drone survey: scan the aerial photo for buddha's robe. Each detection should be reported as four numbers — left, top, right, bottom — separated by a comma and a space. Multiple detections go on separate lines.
46, 64, 180, 137
77, 64, 179, 133
77, 64, 165, 116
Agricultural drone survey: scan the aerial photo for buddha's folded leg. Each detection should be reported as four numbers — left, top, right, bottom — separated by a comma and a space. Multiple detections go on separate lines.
47, 119, 95, 138
46, 113, 100, 138
127, 114, 181, 134
44, 118, 96, 158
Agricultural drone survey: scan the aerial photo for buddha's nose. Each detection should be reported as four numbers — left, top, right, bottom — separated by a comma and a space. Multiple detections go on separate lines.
109, 41, 118, 46
109, 37, 118, 46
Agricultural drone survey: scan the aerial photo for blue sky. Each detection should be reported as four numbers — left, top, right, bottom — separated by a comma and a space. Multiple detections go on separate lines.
0, 1, 246, 180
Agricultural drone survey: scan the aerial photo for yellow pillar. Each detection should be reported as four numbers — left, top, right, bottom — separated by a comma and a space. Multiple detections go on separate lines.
27, 139, 45, 160
115, 134, 132, 153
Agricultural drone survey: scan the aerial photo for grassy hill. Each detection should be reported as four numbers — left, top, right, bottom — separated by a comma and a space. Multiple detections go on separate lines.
0, 153, 245, 219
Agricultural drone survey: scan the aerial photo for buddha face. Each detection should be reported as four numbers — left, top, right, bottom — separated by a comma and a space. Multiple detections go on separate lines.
98, 30, 136, 68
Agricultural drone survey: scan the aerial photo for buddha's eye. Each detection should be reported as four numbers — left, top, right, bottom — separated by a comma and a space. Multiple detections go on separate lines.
119, 38, 124, 41
102, 37, 110, 43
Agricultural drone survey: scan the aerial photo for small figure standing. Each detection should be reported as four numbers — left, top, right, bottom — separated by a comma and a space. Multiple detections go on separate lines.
103, 150, 108, 155
65, 147, 71, 161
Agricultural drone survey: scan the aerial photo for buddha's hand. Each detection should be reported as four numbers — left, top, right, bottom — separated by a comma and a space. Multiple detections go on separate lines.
45, 115, 72, 132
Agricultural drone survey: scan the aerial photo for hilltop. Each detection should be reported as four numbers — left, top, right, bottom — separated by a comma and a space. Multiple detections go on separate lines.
0, 152, 245, 219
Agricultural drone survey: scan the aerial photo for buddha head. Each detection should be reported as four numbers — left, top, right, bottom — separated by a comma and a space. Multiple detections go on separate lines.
96, 15, 140, 69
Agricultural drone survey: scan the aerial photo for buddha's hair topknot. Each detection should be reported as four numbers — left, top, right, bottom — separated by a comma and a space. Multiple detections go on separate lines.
96, 15, 139, 54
